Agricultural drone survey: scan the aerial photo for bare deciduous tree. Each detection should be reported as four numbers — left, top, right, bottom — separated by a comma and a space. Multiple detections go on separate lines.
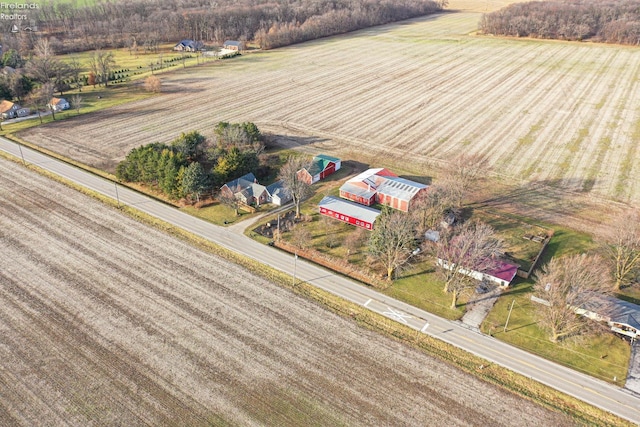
89, 50, 116, 86
534, 254, 612, 342
219, 185, 241, 216
368, 207, 417, 281
27, 39, 73, 94
290, 223, 312, 252
144, 75, 162, 93
598, 209, 640, 290
344, 227, 367, 260
436, 220, 503, 308
278, 156, 311, 218
439, 153, 490, 208
71, 94, 82, 114
28, 82, 55, 123
411, 184, 453, 234
68, 56, 83, 91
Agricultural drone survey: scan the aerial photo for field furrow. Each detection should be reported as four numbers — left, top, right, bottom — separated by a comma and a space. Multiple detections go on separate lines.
18, 11, 640, 203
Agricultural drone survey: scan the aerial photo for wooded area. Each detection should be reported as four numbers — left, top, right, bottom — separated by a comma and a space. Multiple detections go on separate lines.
480, 0, 640, 45
3, 0, 445, 53
116, 122, 266, 203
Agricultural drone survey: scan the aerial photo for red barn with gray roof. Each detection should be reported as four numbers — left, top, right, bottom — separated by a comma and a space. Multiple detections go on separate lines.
318, 196, 380, 230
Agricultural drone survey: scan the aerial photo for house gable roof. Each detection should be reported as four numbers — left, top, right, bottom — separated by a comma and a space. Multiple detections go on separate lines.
266, 180, 291, 199
485, 260, 519, 284
223, 40, 241, 47
176, 39, 203, 50
0, 100, 17, 113
223, 172, 256, 192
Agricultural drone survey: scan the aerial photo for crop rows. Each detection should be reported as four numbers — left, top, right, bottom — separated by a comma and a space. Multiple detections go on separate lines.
19, 10, 640, 203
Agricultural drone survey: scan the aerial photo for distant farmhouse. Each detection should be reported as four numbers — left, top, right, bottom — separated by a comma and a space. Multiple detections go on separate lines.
223, 40, 242, 51
173, 39, 204, 52
220, 173, 291, 207
318, 196, 380, 230
339, 168, 428, 213
298, 154, 341, 185
48, 97, 70, 112
218, 40, 243, 58
0, 100, 29, 119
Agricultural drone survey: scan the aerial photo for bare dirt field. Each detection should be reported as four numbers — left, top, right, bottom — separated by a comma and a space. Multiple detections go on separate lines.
0, 157, 575, 426
19, 4, 640, 207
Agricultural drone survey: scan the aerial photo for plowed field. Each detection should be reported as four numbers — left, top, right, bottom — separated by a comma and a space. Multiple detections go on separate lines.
0, 157, 573, 425
19, 4, 640, 205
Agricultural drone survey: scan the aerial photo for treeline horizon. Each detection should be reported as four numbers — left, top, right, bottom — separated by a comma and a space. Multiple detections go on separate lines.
1, 0, 445, 54
479, 0, 640, 45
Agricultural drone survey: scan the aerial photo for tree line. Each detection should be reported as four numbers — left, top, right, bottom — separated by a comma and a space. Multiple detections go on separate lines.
116, 122, 267, 203
479, 0, 640, 45
2, 0, 445, 54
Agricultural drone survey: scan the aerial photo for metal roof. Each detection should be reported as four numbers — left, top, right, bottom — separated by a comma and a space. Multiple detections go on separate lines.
347, 168, 390, 187
318, 196, 380, 224
486, 260, 519, 283
314, 154, 340, 163
339, 182, 376, 199
377, 176, 428, 202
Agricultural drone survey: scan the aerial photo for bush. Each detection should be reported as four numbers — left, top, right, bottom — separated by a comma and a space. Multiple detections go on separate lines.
144, 75, 161, 93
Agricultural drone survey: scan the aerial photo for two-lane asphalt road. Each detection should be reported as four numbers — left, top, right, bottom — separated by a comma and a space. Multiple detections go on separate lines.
2, 138, 639, 424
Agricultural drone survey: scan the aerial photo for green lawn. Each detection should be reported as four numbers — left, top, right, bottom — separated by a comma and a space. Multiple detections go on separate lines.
383, 262, 465, 320
472, 211, 551, 272
482, 279, 631, 385
57, 45, 204, 78
1, 84, 154, 136
181, 201, 274, 227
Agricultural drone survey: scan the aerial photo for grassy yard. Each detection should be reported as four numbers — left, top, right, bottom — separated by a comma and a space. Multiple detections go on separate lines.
481, 279, 631, 385
1, 84, 154, 136
471, 211, 551, 272
477, 221, 630, 384
0, 42, 220, 136
383, 262, 466, 320
182, 202, 275, 227
57, 44, 205, 78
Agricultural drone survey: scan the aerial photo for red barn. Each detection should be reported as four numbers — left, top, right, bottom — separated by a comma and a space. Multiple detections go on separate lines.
339, 168, 428, 212
298, 154, 342, 185
318, 196, 380, 230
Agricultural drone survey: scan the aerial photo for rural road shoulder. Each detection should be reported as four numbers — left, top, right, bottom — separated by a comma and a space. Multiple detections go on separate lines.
2, 137, 639, 425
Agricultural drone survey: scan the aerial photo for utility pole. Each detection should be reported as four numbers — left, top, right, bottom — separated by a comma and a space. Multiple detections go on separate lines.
292, 252, 298, 286
504, 299, 515, 332
18, 142, 25, 165
115, 182, 120, 208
